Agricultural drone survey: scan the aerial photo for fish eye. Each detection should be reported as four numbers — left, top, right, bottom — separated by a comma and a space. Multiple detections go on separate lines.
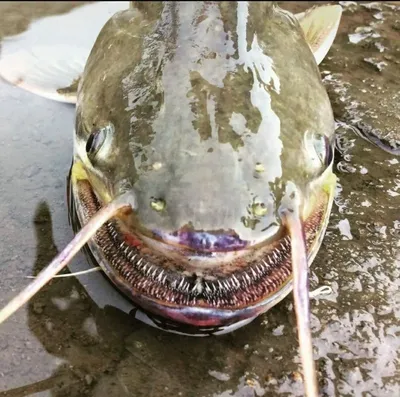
86, 128, 106, 158
85, 123, 116, 162
314, 135, 333, 166
305, 132, 334, 171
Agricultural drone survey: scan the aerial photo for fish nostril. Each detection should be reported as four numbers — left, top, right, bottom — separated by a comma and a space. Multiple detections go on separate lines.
150, 197, 166, 212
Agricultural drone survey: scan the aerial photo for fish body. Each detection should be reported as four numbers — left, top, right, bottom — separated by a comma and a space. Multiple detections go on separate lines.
67, 1, 339, 335
0, 3, 342, 395
0, 1, 342, 336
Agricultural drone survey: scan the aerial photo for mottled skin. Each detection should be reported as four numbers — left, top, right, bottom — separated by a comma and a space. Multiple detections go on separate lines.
70, 1, 336, 331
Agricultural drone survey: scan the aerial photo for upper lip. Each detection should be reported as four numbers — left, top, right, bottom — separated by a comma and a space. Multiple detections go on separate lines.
151, 229, 250, 253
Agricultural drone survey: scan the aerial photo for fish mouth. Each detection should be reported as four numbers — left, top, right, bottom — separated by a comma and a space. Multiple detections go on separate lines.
68, 161, 335, 329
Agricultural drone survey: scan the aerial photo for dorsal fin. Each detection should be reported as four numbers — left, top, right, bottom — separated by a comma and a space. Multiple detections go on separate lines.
296, 5, 342, 65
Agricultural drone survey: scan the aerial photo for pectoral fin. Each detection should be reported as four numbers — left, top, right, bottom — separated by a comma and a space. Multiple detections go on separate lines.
0, 45, 85, 103
0, 1, 129, 104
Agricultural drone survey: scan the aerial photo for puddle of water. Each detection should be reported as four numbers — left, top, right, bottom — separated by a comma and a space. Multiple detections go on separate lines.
0, 2, 399, 397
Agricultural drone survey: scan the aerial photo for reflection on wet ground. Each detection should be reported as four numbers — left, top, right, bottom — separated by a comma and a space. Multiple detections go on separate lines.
0, 2, 399, 396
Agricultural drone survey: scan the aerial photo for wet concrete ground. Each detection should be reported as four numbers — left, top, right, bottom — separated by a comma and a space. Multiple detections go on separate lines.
0, 2, 399, 396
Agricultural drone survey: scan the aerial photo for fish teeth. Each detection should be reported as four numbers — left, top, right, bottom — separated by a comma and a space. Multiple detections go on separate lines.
140, 261, 147, 273
156, 269, 164, 282
184, 282, 190, 293
204, 282, 212, 293
128, 253, 137, 262
178, 278, 185, 290
232, 275, 240, 287
223, 280, 231, 291
244, 273, 251, 284
146, 264, 153, 276
261, 260, 269, 271
143, 280, 150, 289
192, 279, 204, 294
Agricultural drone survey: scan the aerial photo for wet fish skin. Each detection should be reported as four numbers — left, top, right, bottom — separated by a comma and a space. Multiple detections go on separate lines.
75, 2, 335, 246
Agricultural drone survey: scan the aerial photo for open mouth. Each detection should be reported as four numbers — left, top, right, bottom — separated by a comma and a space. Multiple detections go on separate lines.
68, 163, 332, 328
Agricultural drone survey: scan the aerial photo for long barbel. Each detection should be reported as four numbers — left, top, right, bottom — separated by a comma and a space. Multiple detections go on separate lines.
0, 193, 135, 324
282, 204, 319, 397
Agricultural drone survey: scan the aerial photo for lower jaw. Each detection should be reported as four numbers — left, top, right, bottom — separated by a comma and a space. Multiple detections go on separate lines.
68, 164, 335, 330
